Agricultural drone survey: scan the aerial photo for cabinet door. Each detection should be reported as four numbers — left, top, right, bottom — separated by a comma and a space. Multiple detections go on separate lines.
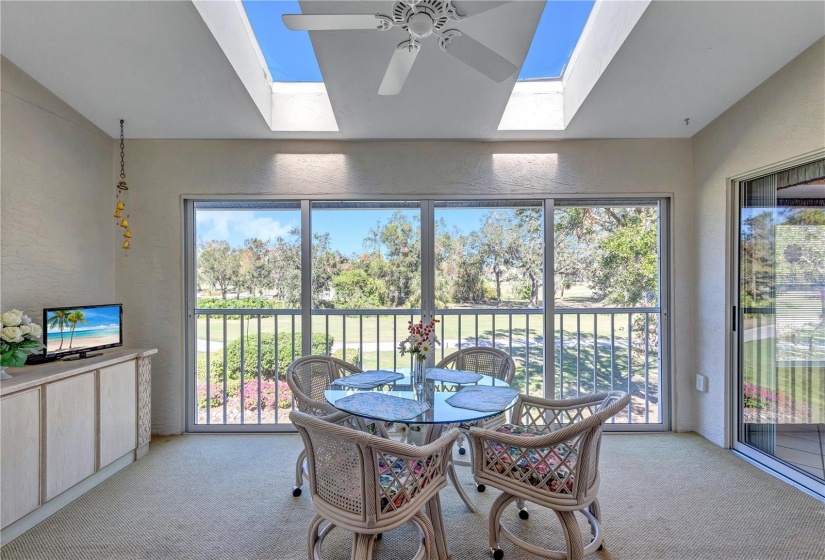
1, 388, 41, 528
99, 361, 137, 468
45, 373, 95, 501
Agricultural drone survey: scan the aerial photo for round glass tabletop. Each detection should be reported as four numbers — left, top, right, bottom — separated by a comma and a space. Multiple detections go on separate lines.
324, 370, 518, 425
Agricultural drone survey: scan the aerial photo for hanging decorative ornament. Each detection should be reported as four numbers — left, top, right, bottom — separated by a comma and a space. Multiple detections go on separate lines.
115, 119, 132, 254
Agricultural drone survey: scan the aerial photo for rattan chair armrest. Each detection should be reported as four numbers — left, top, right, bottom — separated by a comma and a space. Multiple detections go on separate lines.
370, 428, 459, 460
468, 415, 600, 450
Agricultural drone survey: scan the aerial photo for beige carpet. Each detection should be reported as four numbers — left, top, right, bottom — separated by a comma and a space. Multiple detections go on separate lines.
2, 433, 823, 560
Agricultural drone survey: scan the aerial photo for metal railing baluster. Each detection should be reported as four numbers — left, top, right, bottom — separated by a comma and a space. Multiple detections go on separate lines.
205, 314, 210, 425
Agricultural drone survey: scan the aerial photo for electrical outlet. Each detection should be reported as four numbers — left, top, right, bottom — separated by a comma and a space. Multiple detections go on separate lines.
695, 374, 708, 392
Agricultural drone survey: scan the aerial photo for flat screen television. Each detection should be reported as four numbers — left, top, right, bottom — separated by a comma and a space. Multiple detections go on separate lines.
42, 304, 123, 360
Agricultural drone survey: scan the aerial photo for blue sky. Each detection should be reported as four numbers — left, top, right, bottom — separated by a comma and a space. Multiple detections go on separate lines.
196, 208, 491, 255
46, 305, 121, 332
242, 0, 594, 82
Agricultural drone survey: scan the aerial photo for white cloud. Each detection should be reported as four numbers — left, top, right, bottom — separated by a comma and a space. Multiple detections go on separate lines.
196, 211, 295, 246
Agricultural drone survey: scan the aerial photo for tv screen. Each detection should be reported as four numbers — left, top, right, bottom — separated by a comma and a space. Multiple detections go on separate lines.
43, 304, 123, 358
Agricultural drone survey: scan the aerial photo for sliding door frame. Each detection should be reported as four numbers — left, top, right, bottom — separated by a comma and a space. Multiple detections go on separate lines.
728, 149, 825, 499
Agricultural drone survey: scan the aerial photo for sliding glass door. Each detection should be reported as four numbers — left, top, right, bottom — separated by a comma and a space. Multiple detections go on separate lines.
735, 159, 825, 497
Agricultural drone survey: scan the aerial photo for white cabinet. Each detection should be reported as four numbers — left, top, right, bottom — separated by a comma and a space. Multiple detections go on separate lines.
0, 349, 155, 540
45, 373, 96, 500
99, 361, 137, 468
0, 388, 41, 527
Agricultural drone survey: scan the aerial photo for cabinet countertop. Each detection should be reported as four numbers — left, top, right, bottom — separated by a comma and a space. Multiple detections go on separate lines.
1, 348, 157, 397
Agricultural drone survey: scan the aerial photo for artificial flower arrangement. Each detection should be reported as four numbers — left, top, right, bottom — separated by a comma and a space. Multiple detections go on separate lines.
398, 317, 440, 362
1, 309, 45, 368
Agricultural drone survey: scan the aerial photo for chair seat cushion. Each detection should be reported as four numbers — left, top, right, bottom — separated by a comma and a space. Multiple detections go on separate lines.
377, 455, 433, 513
485, 424, 576, 493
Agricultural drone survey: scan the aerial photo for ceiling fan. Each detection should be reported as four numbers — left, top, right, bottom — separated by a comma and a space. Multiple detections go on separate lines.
282, 0, 517, 95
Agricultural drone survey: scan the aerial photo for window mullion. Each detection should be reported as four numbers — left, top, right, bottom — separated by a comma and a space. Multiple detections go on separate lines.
301, 200, 312, 356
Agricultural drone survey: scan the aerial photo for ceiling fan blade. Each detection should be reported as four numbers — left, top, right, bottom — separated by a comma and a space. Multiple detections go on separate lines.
282, 14, 381, 31
451, 1, 513, 18
443, 33, 517, 82
378, 43, 420, 96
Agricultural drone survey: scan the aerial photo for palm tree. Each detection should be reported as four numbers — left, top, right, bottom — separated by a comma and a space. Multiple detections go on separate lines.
66, 311, 87, 349
47, 310, 70, 350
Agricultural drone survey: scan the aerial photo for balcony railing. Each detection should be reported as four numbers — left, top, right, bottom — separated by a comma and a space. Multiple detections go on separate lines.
194, 306, 661, 427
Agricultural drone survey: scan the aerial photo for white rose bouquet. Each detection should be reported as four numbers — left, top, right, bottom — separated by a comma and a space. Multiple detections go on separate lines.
1, 309, 45, 368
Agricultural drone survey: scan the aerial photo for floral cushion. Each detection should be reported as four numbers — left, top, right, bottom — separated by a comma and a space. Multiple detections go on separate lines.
377, 455, 432, 512
485, 423, 576, 493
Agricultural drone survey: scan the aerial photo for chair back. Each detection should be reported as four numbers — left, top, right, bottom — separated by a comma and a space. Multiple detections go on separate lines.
290, 410, 459, 532
470, 391, 630, 507
436, 347, 516, 384
286, 355, 361, 416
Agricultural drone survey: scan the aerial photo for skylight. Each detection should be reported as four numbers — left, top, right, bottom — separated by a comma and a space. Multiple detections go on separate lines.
518, 0, 594, 80
245, 0, 594, 84
242, 0, 322, 82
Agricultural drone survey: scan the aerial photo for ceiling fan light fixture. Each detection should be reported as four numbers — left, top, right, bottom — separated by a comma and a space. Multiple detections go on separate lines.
407, 12, 434, 38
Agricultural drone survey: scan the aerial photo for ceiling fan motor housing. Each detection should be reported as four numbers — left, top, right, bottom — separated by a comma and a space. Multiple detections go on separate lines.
392, 0, 458, 36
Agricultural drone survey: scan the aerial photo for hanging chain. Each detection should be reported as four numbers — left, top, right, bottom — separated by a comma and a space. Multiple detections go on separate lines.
117, 119, 128, 190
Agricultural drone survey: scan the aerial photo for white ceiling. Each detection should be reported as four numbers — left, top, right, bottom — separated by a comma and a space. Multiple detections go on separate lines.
1, 1, 823, 140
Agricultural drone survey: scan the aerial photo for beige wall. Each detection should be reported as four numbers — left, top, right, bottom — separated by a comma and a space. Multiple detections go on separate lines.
692, 38, 825, 447
121, 138, 695, 434
0, 58, 114, 331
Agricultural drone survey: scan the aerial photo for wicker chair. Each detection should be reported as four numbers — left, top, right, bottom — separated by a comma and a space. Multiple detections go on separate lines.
467, 391, 631, 560
291, 410, 460, 560
436, 347, 515, 489
286, 355, 388, 497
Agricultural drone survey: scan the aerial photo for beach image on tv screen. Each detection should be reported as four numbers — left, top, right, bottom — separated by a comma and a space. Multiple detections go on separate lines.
45, 306, 120, 354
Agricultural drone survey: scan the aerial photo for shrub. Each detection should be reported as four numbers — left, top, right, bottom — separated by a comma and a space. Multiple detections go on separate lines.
196, 379, 293, 410
331, 347, 360, 366
210, 332, 332, 381
196, 297, 285, 320
241, 379, 293, 410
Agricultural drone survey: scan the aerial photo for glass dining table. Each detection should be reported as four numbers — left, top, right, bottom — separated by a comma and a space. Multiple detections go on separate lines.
324, 369, 518, 560
324, 368, 518, 513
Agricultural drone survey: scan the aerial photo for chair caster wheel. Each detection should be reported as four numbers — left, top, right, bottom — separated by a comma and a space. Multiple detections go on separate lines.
598, 543, 604, 551
477, 484, 486, 492
376, 533, 382, 541
492, 548, 504, 560
292, 487, 302, 497
458, 447, 467, 455
518, 509, 529, 520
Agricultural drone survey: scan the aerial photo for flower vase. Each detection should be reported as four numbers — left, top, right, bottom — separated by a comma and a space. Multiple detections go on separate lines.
413, 357, 425, 395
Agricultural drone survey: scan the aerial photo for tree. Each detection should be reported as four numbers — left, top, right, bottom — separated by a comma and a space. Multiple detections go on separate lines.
269, 228, 301, 307
478, 211, 514, 303
238, 238, 273, 297
47, 310, 70, 350
363, 211, 420, 307
332, 269, 388, 308
312, 232, 345, 306
66, 311, 87, 349
198, 240, 240, 299
503, 209, 544, 308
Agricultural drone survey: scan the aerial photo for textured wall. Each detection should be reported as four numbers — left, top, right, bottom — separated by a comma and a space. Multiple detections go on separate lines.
0, 58, 114, 328
119, 138, 695, 435
692, 38, 825, 447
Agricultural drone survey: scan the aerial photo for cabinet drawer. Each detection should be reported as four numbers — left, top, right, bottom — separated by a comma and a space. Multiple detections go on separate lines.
1, 388, 41, 528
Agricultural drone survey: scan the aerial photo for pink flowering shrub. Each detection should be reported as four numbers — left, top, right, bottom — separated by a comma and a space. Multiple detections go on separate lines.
242, 379, 293, 410
197, 378, 293, 411
743, 383, 784, 409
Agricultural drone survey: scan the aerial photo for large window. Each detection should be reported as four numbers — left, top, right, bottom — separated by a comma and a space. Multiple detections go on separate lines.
185, 198, 670, 431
